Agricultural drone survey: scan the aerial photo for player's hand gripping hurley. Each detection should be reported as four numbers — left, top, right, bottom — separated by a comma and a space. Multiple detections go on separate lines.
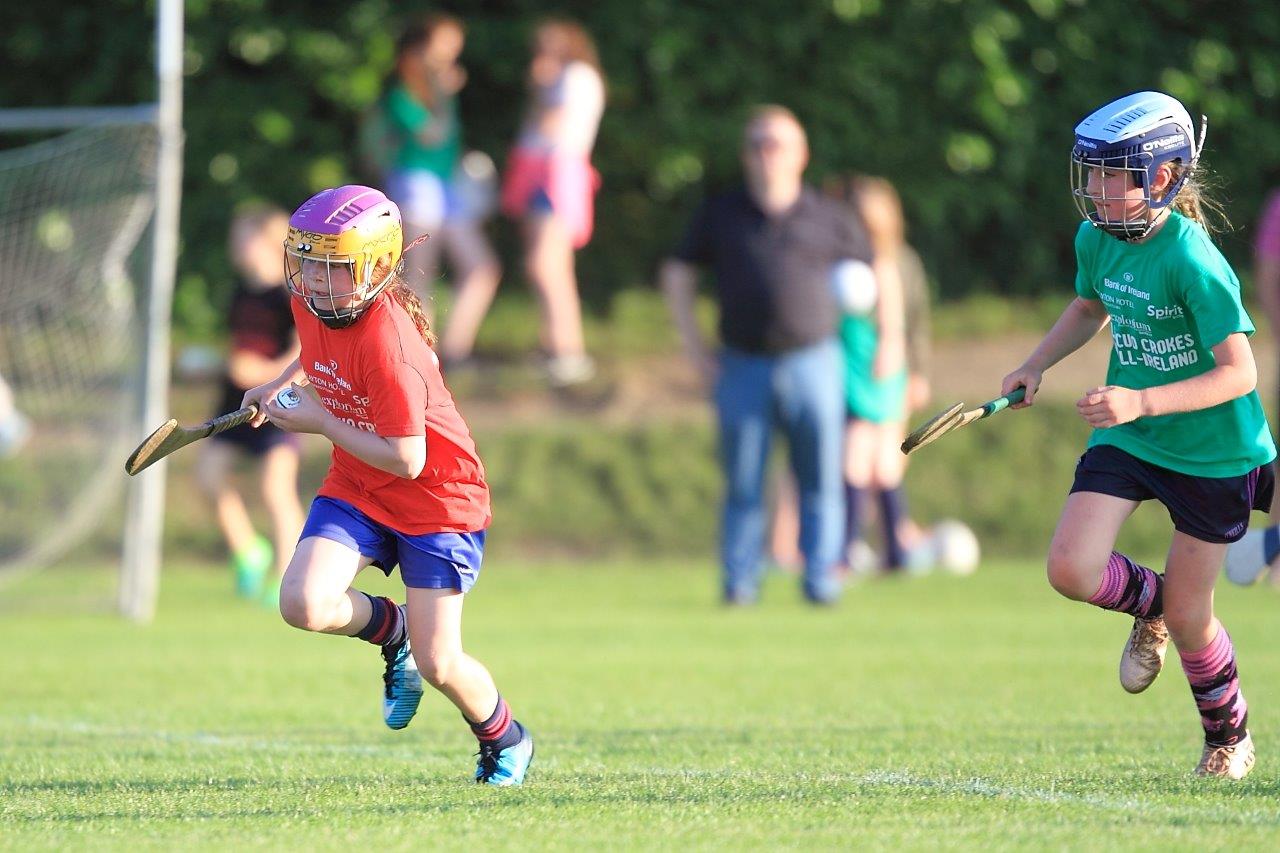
124, 388, 302, 475
900, 387, 1025, 456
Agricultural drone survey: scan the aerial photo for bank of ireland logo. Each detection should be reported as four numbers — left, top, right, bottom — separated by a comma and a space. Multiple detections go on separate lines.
1123, 272, 1134, 283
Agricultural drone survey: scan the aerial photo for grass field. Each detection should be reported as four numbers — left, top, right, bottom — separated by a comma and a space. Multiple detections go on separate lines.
4, 558, 1280, 850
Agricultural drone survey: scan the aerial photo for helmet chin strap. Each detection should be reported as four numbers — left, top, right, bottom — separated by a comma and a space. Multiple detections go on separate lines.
314, 304, 363, 329
309, 264, 398, 328
1093, 206, 1168, 242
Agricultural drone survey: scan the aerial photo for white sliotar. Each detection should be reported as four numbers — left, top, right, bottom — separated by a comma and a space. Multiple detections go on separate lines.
275, 388, 302, 409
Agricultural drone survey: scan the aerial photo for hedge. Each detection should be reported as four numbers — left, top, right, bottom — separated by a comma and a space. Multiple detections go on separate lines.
6, 1, 1280, 334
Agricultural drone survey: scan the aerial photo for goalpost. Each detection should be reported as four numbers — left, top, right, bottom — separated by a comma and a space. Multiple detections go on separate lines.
0, 0, 183, 622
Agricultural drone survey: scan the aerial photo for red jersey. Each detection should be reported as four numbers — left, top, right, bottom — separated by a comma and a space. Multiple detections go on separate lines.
291, 293, 491, 534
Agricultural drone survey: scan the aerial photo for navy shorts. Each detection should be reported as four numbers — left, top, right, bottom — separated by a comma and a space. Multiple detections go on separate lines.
212, 421, 300, 457
527, 186, 555, 215
300, 496, 486, 592
1071, 444, 1275, 544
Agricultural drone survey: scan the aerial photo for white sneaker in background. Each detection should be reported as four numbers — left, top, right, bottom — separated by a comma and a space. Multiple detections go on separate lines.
1224, 528, 1273, 586
846, 539, 879, 578
545, 354, 596, 388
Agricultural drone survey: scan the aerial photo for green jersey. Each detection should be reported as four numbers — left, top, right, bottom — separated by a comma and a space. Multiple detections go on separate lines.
1073, 213, 1275, 477
383, 84, 460, 178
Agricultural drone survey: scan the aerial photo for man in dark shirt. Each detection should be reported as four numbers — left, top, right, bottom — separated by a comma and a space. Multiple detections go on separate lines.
660, 105, 873, 605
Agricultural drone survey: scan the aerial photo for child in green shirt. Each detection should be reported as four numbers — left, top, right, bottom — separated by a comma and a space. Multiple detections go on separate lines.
1003, 91, 1275, 781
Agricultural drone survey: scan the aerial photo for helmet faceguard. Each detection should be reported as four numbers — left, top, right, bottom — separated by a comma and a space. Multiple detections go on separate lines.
284, 185, 403, 328
1070, 91, 1206, 241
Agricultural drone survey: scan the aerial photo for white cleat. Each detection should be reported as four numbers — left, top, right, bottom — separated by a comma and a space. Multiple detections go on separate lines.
1196, 732, 1255, 780
1224, 528, 1273, 586
1119, 616, 1169, 694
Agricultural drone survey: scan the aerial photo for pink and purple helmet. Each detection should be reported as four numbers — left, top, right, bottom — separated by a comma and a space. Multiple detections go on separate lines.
284, 185, 403, 328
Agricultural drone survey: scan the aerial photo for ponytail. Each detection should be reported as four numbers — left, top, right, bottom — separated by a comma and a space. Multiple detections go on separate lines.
1167, 161, 1231, 238
388, 277, 437, 347
372, 255, 436, 347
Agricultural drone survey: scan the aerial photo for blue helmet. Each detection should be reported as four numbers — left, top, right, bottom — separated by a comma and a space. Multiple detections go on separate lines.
1070, 91, 1206, 241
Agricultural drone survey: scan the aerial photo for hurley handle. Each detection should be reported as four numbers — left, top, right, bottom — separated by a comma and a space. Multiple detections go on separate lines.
978, 386, 1026, 419
202, 403, 260, 439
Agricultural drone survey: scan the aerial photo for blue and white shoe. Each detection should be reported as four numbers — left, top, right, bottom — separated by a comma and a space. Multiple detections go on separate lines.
380, 609, 422, 730
475, 727, 534, 786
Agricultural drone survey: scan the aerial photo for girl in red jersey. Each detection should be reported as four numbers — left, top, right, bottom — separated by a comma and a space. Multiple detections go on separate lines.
242, 185, 532, 785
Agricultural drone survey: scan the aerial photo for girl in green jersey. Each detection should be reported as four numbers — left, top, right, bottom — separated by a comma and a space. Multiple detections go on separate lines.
1003, 92, 1276, 780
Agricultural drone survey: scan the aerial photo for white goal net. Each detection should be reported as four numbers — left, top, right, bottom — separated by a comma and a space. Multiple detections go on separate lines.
0, 123, 159, 589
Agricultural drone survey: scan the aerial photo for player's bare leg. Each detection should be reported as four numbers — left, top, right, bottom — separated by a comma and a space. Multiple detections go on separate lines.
1047, 492, 1169, 692
277, 536, 372, 634
279, 536, 424, 730
406, 587, 533, 784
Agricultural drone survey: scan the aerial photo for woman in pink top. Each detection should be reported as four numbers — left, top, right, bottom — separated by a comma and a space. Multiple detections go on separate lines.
501, 18, 605, 387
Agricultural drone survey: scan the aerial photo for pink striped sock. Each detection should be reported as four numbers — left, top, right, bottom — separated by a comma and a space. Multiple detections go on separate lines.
1087, 556, 1128, 608
1179, 620, 1249, 746
1087, 552, 1161, 618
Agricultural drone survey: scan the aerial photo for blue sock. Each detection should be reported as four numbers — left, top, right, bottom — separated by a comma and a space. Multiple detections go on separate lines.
879, 487, 908, 570
1264, 525, 1280, 564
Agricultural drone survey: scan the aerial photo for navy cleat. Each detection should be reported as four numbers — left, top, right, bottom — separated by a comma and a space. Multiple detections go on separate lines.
380, 607, 422, 730
475, 727, 534, 786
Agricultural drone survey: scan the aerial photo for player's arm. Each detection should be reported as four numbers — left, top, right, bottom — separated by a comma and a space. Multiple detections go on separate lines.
263, 385, 427, 478
1024, 296, 1110, 372
1003, 297, 1109, 406
320, 422, 426, 480
1079, 333, 1258, 427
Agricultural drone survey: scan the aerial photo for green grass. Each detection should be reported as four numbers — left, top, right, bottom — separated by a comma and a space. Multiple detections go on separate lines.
4, 559, 1280, 850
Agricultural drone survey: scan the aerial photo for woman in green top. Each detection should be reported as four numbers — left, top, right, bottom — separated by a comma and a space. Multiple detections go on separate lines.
1003, 92, 1276, 781
375, 15, 501, 368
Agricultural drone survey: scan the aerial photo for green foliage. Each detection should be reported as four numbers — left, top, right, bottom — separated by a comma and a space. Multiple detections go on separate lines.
7, 2, 1280, 332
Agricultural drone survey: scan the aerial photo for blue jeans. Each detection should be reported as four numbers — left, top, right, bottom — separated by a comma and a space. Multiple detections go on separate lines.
715, 339, 845, 601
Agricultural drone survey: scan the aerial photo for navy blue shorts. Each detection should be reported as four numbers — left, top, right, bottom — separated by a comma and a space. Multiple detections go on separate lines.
527, 186, 555, 215
1071, 444, 1274, 544
211, 421, 300, 457
300, 496, 486, 592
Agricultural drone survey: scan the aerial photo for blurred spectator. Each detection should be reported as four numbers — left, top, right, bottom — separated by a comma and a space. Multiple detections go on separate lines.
500, 18, 605, 387
834, 175, 912, 572
195, 205, 304, 607
368, 15, 502, 368
0, 371, 29, 458
659, 106, 870, 605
